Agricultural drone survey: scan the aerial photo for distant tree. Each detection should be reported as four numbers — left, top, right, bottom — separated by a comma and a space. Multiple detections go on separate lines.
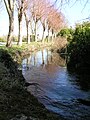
37, 0, 48, 42
24, 11, 31, 44
24, 0, 34, 44
3, 0, 15, 47
57, 27, 74, 42
30, 0, 44, 42
46, 6, 64, 41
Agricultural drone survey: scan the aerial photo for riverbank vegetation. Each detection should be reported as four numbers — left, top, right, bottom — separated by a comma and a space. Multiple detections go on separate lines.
58, 21, 90, 72
0, 44, 64, 120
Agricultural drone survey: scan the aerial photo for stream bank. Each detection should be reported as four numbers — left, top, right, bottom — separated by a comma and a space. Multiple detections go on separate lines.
0, 43, 65, 120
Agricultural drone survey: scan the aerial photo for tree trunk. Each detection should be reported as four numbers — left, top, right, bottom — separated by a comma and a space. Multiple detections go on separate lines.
34, 21, 37, 42
18, 14, 23, 46
42, 26, 45, 43
30, 20, 33, 35
24, 13, 30, 44
4, 0, 15, 47
26, 22, 30, 44
6, 15, 14, 47
47, 27, 50, 42
51, 29, 54, 42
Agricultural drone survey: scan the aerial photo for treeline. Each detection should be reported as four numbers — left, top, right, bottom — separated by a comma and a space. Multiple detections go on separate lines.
0, 0, 65, 47
57, 21, 90, 71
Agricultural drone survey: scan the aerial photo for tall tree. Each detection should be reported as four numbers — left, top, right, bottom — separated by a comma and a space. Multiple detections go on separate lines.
3, 0, 15, 47
24, 11, 31, 44
46, 6, 64, 42
16, 0, 27, 46
24, 0, 33, 44
29, 0, 46, 42
40, 1, 48, 42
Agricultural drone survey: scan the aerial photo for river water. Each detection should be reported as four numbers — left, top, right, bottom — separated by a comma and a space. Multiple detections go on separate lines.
22, 49, 90, 120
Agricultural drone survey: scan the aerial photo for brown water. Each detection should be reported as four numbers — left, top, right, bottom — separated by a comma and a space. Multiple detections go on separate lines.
22, 49, 90, 120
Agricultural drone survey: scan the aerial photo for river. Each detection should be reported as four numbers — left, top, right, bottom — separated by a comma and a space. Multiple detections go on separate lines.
22, 49, 90, 120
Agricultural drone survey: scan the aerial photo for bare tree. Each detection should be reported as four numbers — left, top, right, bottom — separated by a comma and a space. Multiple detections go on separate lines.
3, 0, 15, 47
46, 5, 65, 42
24, 0, 33, 44
29, 0, 46, 42
40, 1, 49, 42
22, 0, 65, 43
16, 0, 27, 46
24, 12, 30, 44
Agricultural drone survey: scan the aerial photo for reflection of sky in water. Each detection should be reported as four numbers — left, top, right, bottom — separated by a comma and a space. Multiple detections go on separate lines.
22, 49, 90, 120
22, 49, 51, 67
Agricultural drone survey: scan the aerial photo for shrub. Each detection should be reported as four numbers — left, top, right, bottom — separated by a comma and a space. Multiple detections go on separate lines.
57, 27, 74, 42
67, 21, 90, 71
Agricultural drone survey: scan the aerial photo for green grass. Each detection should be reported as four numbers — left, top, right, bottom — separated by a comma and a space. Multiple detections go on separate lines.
0, 37, 7, 42
0, 41, 52, 62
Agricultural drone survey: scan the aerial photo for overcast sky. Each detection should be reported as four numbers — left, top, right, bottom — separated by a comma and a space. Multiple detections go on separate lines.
0, 0, 90, 36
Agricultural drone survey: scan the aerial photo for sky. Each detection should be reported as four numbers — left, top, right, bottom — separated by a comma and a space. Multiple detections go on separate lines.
0, 0, 90, 36
60, 0, 90, 27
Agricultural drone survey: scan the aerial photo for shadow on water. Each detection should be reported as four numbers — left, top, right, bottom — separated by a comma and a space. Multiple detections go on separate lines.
22, 49, 90, 120
67, 70, 90, 92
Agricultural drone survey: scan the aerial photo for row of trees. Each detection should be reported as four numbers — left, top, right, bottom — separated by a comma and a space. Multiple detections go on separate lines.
0, 0, 65, 47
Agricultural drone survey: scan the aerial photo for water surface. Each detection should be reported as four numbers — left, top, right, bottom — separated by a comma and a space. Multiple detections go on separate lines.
22, 49, 90, 120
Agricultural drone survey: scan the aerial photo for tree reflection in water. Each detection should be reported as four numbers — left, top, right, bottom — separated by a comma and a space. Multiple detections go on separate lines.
22, 49, 90, 120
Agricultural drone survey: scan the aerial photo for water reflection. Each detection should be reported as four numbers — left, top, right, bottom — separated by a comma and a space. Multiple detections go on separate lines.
22, 49, 66, 71
22, 49, 90, 120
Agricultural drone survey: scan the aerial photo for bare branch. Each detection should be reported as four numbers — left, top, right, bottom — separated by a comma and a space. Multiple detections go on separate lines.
3, 0, 11, 16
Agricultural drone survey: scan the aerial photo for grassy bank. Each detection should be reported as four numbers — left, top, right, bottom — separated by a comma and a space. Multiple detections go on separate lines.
0, 43, 64, 120
0, 42, 52, 62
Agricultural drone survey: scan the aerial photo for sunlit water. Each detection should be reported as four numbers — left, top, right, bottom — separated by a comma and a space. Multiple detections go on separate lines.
22, 49, 90, 120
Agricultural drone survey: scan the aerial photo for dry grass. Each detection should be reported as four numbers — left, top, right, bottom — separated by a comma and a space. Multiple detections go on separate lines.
52, 37, 67, 50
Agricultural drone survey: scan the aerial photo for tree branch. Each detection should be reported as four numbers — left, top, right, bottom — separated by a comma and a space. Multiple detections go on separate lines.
3, 0, 11, 16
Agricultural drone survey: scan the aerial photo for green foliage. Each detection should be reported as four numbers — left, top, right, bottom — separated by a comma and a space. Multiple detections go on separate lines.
0, 49, 18, 75
0, 36, 18, 42
67, 21, 90, 71
57, 27, 74, 42
12, 36, 18, 42
22, 36, 27, 42
0, 36, 7, 42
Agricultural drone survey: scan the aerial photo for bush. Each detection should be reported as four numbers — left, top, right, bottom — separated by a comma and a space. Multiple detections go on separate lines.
67, 21, 90, 71
57, 27, 74, 42
0, 49, 18, 75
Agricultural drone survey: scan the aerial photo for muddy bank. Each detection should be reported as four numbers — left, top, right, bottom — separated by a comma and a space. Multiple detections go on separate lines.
0, 48, 64, 120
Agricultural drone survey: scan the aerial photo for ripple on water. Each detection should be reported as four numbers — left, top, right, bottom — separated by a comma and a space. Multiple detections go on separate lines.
22, 49, 90, 120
